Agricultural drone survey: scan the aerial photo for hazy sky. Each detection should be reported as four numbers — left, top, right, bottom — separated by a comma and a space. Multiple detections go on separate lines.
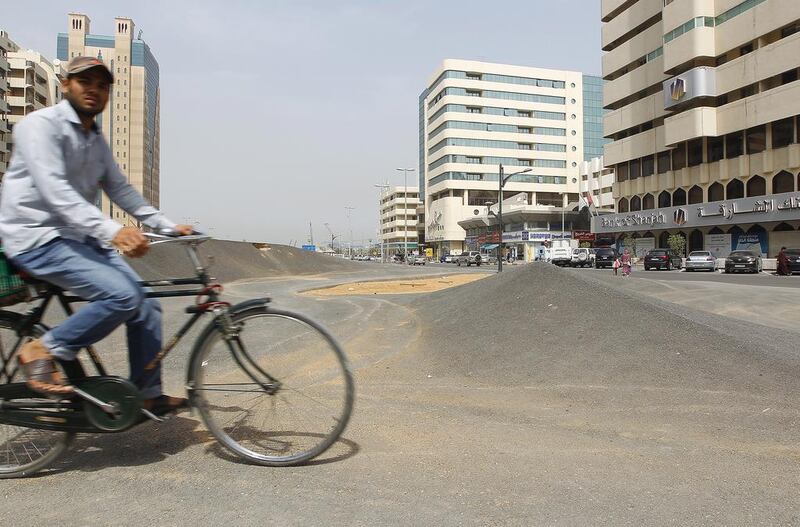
3, 0, 602, 244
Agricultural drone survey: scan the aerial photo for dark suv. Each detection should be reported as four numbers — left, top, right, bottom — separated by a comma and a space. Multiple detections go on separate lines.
643, 249, 682, 271
594, 247, 617, 269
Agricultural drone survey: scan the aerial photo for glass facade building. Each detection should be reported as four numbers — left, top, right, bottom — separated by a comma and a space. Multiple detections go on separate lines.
582, 74, 608, 162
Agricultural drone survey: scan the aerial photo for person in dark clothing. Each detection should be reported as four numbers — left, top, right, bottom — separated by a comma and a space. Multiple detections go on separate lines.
777, 247, 791, 276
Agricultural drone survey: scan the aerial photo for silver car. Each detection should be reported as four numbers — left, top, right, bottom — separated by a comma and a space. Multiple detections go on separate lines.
685, 250, 716, 272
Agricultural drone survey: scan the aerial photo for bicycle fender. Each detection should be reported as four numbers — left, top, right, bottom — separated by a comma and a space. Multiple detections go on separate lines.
228, 297, 271, 314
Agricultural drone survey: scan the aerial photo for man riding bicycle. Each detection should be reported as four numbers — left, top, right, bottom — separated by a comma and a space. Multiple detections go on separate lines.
0, 56, 193, 414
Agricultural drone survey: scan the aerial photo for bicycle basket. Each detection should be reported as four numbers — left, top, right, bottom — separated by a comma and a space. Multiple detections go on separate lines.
0, 247, 30, 306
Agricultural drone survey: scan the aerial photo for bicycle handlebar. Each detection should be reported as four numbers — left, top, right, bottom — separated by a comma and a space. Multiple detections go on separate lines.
144, 228, 211, 245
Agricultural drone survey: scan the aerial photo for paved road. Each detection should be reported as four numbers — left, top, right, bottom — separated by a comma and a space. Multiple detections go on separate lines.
2, 262, 800, 525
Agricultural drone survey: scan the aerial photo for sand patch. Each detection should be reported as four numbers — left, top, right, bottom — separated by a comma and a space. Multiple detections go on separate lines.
302, 274, 489, 296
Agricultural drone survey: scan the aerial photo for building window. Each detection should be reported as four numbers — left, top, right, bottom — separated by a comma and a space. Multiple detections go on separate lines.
643, 194, 655, 210
707, 136, 724, 162
727, 179, 744, 199
687, 138, 703, 166
708, 182, 724, 202
617, 163, 628, 182
630, 196, 641, 211
657, 151, 671, 174
630, 158, 641, 180
672, 143, 687, 170
642, 155, 654, 177
725, 131, 744, 158
658, 191, 671, 208
773, 170, 795, 193
746, 175, 766, 196
673, 188, 687, 206
746, 125, 766, 154
772, 118, 794, 148
618, 197, 629, 212
688, 185, 703, 204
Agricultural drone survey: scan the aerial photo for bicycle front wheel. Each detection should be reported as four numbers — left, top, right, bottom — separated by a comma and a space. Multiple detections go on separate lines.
189, 307, 354, 466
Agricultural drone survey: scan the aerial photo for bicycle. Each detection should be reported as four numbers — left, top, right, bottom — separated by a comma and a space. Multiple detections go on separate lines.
0, 232, 355, 477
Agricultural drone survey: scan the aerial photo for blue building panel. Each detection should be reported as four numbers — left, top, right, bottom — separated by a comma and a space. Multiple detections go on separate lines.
582, 74, 610, 162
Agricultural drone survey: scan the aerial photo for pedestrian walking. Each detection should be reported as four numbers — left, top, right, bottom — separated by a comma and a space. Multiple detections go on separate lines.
777, 246, 791, 276
613, 256, 621, 276
621, 249, 632, 277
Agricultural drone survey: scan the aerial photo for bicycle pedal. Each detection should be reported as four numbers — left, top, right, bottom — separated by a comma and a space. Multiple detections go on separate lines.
141, 408, 166, 423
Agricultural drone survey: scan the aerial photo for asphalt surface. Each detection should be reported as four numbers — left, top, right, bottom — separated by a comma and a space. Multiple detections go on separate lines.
2, 256, 800, 526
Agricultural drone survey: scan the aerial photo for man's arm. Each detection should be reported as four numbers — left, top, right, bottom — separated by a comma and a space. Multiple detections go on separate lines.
100, 144, 177, 232
13, 115, 123, 243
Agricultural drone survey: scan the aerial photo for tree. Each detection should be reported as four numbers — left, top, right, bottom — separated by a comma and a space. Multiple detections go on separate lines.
622, 233, 637, 256
667, 233, 686, 256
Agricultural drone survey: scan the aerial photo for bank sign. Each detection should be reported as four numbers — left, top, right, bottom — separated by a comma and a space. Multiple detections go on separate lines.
591, 191, 800, 234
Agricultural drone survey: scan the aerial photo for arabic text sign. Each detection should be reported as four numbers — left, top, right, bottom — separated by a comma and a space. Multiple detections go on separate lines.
591, 191, 800, 234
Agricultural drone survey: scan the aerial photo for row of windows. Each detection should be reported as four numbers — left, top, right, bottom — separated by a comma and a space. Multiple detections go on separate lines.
429, 155, 567, 171
617, 172, 799, 211
428, 104, 566, 124
428, 120, 566, 139
428, 87, 565, 109
428, 70, 567, 91
428, 171, 567, 187
429, 137, 567, 154
615, 116, 800, 181
664, 0, 767, 43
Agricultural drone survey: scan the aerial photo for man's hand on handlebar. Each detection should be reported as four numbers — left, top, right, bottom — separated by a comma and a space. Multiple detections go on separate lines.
174, 224, 195, 236
112, 227, 149, 258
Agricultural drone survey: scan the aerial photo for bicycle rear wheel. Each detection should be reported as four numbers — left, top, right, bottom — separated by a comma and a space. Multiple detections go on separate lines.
0, 312, 74, 478
189, 307, 354, 466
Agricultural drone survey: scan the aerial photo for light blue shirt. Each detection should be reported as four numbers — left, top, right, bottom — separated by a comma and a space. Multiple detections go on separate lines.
0, 100, 175, 257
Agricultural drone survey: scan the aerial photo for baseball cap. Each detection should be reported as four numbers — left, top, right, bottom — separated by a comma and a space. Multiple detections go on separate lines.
65, 56, 114, 83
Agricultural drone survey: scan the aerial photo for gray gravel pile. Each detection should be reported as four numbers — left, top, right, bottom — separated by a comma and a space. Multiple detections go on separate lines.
412, 262, 800, 391
128, 240, 362, 282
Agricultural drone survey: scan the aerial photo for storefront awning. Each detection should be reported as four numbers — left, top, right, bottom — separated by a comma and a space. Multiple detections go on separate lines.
481, 243, 499, 250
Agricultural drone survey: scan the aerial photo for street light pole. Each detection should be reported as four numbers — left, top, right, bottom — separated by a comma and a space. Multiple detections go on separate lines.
396, 168, 415, 258
344, 206, 355, 259
496, 164, 532, 273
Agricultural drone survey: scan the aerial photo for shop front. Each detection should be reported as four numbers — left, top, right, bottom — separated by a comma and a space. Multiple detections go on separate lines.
591, 191, 800, 257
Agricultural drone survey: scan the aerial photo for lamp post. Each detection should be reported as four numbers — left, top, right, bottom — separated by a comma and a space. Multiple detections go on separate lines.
396, 168, 415, 258
344, 207, 355, 259
495, 164, 532, 272
374, 183, 389, 262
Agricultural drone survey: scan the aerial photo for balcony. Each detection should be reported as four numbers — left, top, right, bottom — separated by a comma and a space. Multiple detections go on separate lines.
602, 0, 662, 51
663, 106, 718, 146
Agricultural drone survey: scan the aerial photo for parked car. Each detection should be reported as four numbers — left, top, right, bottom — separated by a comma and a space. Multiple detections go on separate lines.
724, 250, 762, 273
550, 247, 572, 266
594, 247, 617, 269
570, 248, 595, 268
684, 251, 716, 272
785, 248, 800, 273
456, 251, 483, 266
407, 254, 426, 266
444, 254, 456, 263
480, 252, 497, 265
643, 249, 682, 271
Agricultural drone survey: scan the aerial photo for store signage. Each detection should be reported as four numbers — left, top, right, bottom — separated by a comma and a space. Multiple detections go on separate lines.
592, 191, 800, 234
663, 67, 715, 109
572, 230, 596, 241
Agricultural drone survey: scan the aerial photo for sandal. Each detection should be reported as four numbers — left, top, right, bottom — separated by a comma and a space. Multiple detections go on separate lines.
17, 340, 73, 396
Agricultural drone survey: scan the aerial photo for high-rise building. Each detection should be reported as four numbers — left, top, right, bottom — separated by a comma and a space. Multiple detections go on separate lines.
419, 59, 607, 259
0, 31, 64, 180
0, 31, 13, 179
57, 13, 161, 226
379, 186, 420, 255
596, 0, 800, 257
7, 49, 65, 129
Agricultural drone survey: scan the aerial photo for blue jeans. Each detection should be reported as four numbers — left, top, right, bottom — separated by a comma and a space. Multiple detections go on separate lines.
12, 238, 163, 398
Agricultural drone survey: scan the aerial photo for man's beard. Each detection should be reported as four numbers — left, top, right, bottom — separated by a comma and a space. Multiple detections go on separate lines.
66, 96, 103, 119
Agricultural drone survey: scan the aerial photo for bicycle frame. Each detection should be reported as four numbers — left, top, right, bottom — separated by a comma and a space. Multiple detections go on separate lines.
0, 238, 225, 389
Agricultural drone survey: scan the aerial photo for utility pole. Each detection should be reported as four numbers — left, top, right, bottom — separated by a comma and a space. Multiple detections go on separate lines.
494, 164, 531, 272
308, 221, 314, 246
344, 206, 355, 259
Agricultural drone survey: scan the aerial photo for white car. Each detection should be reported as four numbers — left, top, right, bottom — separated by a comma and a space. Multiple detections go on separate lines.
570, 248, 596, 268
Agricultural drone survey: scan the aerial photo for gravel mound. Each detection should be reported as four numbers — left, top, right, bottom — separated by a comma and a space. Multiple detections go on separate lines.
128, 240, 361, 282
412, 263, 800, 390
